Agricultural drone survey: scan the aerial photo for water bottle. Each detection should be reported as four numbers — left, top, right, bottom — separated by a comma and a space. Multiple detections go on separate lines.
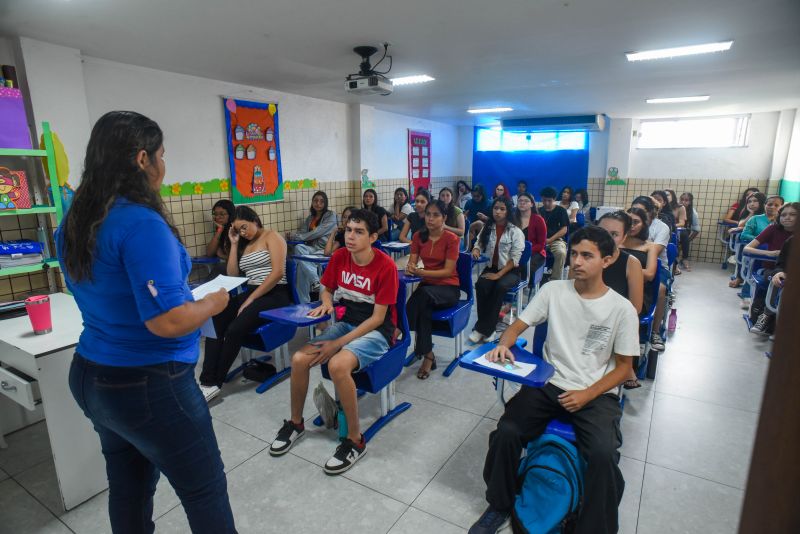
667, 308, 677, 332
336, 401, 348, 441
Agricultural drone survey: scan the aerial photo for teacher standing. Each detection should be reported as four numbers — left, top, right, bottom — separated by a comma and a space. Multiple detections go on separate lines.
56, 111, 237, 533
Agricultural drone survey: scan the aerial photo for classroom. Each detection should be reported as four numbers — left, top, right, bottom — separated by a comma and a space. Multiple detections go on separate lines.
0, 1, 798, 533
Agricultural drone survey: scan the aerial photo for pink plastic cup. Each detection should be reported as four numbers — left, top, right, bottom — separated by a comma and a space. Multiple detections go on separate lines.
25, 295, 52, 335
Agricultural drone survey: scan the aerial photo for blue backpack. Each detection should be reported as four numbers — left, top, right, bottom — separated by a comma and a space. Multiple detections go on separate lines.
511, 433, 585, 534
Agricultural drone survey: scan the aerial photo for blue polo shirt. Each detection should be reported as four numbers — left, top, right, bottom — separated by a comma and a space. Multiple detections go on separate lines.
55, 198, 199, 366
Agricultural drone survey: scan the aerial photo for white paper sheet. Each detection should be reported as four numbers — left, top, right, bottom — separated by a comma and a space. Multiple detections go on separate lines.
474, 354, 536, 378
191, 275, 249, 300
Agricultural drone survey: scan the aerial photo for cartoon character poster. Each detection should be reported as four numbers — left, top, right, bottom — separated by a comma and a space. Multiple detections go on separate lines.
223, 98, 283, 204
408, 130, 431, 195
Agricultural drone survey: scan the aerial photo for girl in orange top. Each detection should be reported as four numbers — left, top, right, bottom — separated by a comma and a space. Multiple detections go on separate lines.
406, 199, 461, 379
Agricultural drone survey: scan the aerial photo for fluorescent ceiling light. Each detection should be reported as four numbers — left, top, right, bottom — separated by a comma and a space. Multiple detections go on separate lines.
467, 107, 513, 114
390, 75, 435, 86
646, 95, 710, 104
626, 41, 733, 62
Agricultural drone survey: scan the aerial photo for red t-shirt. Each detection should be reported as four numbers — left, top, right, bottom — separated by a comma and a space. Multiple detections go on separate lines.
526, 214, 547, 257
410, 231, 460, 287
755, 224, 792, 252
320, 247, 399, 343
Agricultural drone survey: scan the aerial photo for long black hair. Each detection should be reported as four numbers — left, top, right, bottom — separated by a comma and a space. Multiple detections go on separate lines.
309, 190, 329, 218
664, 189, 680, 212
732, 187, 760, 220
512, 192, 538, 229
680, 192, 695, 229
574, 188, 589, 207
479, 197, 514, 250
393, 187, 410, 211
213, 199, 236, 254
62, 111, 177, 282
438, 187, 457, 226
232, 205, 262, 259
743, 192, 767, 219
418, 199, 449, 243
627, 207, 651, 241
362, 188, 382, 212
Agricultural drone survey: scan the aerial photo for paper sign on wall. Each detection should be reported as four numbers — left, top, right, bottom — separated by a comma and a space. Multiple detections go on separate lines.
408, 130, 431, 195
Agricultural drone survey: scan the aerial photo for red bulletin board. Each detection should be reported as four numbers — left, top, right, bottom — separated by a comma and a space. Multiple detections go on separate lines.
408, 130, 431, 195
223, 98, 284, 204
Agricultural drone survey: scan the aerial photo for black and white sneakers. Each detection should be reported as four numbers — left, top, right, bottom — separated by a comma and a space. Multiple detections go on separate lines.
269, 419, 305, 456
323, 436, 367, 475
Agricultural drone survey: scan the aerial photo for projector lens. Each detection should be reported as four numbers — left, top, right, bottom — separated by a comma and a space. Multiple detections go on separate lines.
348, 81, 358, 89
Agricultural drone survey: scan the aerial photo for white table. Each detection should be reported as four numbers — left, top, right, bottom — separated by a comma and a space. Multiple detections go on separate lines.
0, 292, 106, 510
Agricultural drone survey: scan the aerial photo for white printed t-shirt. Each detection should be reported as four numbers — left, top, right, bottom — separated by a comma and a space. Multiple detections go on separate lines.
519, 280, 639, 393
648, 218, 670, 264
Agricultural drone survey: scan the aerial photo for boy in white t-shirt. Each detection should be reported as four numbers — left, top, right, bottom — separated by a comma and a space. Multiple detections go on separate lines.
469, 226, 639, 534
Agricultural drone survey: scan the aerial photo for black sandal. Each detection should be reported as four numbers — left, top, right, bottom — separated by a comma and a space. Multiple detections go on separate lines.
417, 354, 437, 380
623, 379, 642, 390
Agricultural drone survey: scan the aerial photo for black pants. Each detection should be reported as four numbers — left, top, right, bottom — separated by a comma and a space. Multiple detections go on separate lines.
679, 230, 691, 260
200, 285, 291, 387
474, 266, 521, 337
483, 384, 624, 534
406, 284, 461, 356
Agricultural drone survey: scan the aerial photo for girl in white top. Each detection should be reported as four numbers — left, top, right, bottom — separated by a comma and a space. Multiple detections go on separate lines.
469, 197, 525, 343
559, 186, 580, 224
455, 180, 472, 209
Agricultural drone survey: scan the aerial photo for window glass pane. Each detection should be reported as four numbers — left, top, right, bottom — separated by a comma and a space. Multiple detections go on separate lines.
475, 128, 588, 151
501, 131, 530, 151
557, 132, 587, 150
529, 132, 558, 150
476, 128, 501, 151
638, 116, 749, 149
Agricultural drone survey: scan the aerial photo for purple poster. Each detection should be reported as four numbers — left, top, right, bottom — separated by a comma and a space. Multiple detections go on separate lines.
0, 88, 32, 149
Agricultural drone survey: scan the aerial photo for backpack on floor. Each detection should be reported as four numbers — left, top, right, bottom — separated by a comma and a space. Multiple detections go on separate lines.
241, 360, 276, 383
511, 433, 585, 534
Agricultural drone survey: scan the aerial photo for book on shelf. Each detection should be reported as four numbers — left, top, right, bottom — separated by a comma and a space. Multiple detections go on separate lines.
0, 239, 44, 268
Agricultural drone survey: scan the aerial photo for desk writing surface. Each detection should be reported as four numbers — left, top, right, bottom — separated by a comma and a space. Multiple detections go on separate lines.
0, 293, 82, 357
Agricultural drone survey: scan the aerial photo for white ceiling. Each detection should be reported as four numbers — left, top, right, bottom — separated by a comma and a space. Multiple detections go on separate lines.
2, 0, 799, 125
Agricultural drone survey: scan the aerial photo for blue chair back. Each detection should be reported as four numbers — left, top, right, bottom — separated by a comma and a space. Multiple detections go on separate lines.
532, 321, 548, 356
519, 241, 532, 278
666, 243, 678, 268
372, 240, 384, 252
640, 262, 661, 329
285, 259, 300, 304
589, 207, 597, 224
576, 212, 585, 227
456, 252, 474, 300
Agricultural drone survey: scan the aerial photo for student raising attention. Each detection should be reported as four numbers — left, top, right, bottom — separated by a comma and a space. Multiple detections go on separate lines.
468, 197, 525, 344
405, 200, 461, 379
199, 206, 292, 401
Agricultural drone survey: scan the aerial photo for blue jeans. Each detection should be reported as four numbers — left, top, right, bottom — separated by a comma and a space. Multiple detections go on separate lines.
311, 322, 389, 370
294, 243, 322, 304
69, 354, 236, 534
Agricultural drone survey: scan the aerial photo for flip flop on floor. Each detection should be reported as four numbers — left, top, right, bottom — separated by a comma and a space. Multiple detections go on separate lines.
417, 354, 437, 380
623, 379, 642, 390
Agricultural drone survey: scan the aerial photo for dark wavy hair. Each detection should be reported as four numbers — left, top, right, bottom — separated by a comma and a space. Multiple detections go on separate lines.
680, 193, 695, 229
438, 187, 458, 226
348, 208, 380, 235
212, 199, 236, 255
651, 190, 670, 211
664, 189, 680, 212
471, 183, 487, 202
309, 190, 329, 218
742, 192, 766, 219
362, 188, 382, 212
479, 197, 514, 250
393, 187, 410, 211
599, 210, 633, 235
418, 199, 449, 244
232, 205, 263, 258
62, 111, 177, 282
732, 187, 760, 220
574, 188, 589, 207
559, 186, 574, 203
626, 207, 651, 241
512, 192, 539, 229
631, 196, 657, 222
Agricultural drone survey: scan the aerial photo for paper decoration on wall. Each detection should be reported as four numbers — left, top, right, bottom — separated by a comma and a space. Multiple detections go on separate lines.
360, 169, 375, 189
159, 178, 231, 197
39, 131, 75, 213
606, 166, 625, 185
284, 178, 319, 191
0, 167, 32, 209
223, 97, 284, 204
408, 130, 431, 195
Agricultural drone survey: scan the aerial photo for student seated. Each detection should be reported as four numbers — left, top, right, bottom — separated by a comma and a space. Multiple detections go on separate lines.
729, 192, 767, 287
389, 187, 414, 240
469, 226, 639, 534
287, 191, 337, 303
324, 206, 354, 256
511, 180, 528, 207
650, 190, 677, 234
405, 200, 461, 379
362, 188, 390, 241
468, 197, 525, 344
722, 187, 761, 225
630, 196, 669, 352
199, 206, 292, 401
399, 189, 431, 243
465, 184, 492, 245
559, 186, 580, 226
574, 188, 591, 221
539, 187, 569, 280
438, 187, 466, 237
206, 199, 235, 261
512, 192, 547, 274
678, 192, 701, 271
750, 235, 791, 336
455, 180, 473, 209
269, 209, 399, 475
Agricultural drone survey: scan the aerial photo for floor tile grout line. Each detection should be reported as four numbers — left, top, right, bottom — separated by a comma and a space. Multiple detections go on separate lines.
2, 475, 77, 533
642, 459, 747, 492
394, 385, 499, 419
383, 504, 412, 534
650, 389, 763, 415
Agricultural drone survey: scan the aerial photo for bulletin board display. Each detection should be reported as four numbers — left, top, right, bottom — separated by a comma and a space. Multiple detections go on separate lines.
223, 98, 283, 204
408, 130, 431, 195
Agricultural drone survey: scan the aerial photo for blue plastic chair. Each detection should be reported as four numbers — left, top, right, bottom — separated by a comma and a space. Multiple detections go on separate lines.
504, 241, 532, 313
589, 207, 597, 224
637, 262, 662, 380
408, 252, 474, 377
319, 280, 412, 442
229, 260, 301, 394
576, 212, 586, 228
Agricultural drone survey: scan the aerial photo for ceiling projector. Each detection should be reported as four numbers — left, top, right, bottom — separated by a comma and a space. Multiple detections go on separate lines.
345, 45, 393, 96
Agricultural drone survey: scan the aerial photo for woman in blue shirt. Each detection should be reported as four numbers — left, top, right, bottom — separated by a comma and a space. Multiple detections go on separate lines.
56, 111, 237, 533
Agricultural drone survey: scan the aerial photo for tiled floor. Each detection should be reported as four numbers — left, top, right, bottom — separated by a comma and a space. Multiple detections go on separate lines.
0, 263, 770, 533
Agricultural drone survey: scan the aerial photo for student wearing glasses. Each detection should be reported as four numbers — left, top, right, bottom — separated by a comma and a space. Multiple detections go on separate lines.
198, 206, 292, 402
206, 199, 235, 260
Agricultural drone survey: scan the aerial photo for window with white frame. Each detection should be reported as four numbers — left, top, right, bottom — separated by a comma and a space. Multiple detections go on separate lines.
476, 129, 587, 152
637, 115, 750, 149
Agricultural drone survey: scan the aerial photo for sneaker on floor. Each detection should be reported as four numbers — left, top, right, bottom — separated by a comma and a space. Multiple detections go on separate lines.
486, 330, 501, 342
199, 384, 220, 402
468, 506, 510, 534
269, 419, 305, 456
740, 298, 751, 310
650, 333, 666, 352
468, 330, 486, 344
323, 435, 366, 475
749, 314, 770, 336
